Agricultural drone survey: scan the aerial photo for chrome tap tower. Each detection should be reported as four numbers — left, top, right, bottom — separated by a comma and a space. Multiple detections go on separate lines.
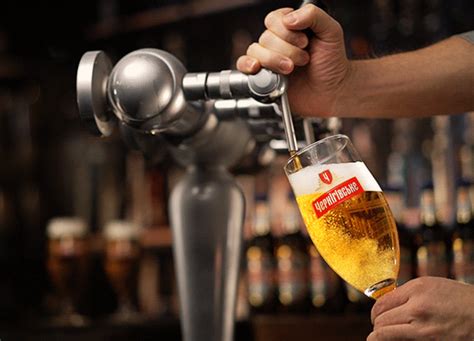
76, 48, 293, 341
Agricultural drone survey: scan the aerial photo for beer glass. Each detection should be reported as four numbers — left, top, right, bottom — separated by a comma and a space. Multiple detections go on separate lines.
46, 217, 89, 326
103, 220, 141, 322
284, 135, 400, 298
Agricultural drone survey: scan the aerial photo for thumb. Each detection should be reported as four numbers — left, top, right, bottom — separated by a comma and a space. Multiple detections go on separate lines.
282, 4, 342, 43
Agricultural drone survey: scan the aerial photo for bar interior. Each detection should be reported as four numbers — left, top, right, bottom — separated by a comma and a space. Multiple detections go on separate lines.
0, 0, 473, 340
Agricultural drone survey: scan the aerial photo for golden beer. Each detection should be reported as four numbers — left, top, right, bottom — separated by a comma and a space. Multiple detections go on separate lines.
285, 135, 400, 299
296, 191, 399, 298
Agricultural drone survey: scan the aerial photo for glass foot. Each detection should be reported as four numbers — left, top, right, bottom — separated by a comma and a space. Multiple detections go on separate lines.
364, 278, 396, 299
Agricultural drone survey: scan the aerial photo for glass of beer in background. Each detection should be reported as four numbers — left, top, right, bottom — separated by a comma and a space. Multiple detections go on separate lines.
47, 217, 89, 326
104, 220, 141, 322
285, 135, 400, 298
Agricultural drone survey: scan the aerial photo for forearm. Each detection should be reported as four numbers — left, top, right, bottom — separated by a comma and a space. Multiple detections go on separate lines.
335, 36, 474, 118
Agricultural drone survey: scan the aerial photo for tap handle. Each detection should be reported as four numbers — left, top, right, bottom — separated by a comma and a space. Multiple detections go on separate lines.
183, 68, 287, 103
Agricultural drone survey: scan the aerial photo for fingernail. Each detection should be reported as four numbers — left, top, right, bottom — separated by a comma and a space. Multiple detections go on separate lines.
246, 58, 257, 70
279, 59, 293, 72
284, 13, 297, 25
297, 37, 308, 49
301, 53, 310, 64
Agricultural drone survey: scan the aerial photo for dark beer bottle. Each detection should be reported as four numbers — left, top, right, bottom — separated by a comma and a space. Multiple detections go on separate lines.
452, 182, 474, 284
246, 193, 277, 314
416, 185, 450, 278
385, 187, 415, 285
275, 193, 310, 313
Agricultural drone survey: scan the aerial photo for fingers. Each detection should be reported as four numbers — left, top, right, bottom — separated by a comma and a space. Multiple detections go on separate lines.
237, 4, 344, 75
245, 42, 295, 74
240, 32, 309, 74
371, 287, 410, 324
258, 30, 310, 66
367, 325, 417, 341
264, 8, 309, 49
236, 56, 261, 74
373, 304, 412, 330
282, 4, 343, 43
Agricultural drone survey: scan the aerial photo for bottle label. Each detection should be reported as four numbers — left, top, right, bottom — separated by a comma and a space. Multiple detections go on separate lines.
417, 241, 449, 277
247, 246, 275, 307
276, 244, 308, 306
453, 238, 474, 285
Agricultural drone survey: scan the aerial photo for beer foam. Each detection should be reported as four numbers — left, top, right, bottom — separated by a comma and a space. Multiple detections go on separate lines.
288, 161, 381, 196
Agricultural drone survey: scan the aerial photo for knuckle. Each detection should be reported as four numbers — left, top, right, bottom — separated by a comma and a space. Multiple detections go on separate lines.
371, 300, 386, 318
306, 4, 320, 18
258, 30, 271, 46
410, 300, 430, 319
415, 276, 430, 287
418, 326, 439, 339
246, 42, 260, 55
370, 329, 384, 340
373, 314, 388, 330
406, 277, 425, 293
333, 21, 344, 36
264, 11, 277, 28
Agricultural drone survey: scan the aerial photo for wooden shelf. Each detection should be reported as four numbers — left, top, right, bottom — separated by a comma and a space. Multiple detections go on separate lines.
86, 0, 260, 40
1, 315, 372, 341
251, 314, 373, 341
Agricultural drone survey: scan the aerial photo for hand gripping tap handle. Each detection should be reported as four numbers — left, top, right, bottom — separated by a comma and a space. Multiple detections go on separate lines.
278, 0, 329, 154
298, 0, 331, 147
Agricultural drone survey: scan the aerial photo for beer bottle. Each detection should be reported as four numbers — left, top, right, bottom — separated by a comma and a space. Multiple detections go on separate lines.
275, 193, 310, 313
385, 187, 415, 285
246, 193, 277, 314
416, 184, 450, 278
452, 182, 474, 284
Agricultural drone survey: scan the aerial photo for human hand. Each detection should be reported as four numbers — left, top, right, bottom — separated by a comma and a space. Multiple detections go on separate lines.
236, 4, 351, 117
368, 276, 474, 340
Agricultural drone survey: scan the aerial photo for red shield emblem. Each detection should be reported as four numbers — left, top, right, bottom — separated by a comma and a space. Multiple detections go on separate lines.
319, 169, 333, 185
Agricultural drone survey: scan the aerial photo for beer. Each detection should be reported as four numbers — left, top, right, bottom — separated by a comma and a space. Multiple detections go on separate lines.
46, 218, 89, 325
289, 161, 400, 298
103, 220, 141, 319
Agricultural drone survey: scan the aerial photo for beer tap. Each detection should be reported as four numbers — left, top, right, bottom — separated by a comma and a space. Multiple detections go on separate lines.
75, 2, 328, 341
76, 48, 284, 341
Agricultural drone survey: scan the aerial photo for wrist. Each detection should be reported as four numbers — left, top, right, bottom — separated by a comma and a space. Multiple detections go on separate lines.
332, 60, 359, 117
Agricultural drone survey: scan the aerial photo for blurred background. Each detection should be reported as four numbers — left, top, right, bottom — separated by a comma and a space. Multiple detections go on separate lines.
0, 0, 473, 340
